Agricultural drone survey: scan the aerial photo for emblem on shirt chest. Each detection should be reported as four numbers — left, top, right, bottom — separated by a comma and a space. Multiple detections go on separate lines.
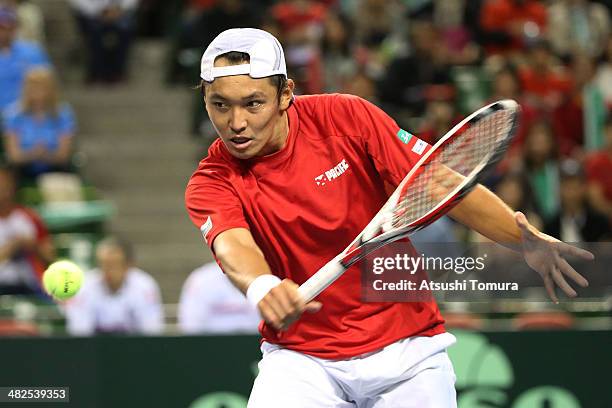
314, 159, 350, 186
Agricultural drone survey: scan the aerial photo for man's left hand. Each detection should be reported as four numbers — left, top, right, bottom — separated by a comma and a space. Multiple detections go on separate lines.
515, 211, 594, 303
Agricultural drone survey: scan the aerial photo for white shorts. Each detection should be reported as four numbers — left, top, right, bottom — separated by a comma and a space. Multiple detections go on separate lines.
248, 332, 457, 408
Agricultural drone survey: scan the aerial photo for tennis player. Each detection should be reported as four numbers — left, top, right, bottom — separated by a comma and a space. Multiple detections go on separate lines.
185, 28, 592, 407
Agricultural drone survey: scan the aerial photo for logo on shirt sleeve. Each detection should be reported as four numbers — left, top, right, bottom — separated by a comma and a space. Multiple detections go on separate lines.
412, 139, 428, 155
397, 129, 414, 144
200, 217, 213, 243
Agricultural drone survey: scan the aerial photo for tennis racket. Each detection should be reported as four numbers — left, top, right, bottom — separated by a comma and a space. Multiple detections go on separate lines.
297, 99, 520, 302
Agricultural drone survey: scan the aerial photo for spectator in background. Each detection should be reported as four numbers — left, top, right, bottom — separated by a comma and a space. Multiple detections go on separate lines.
353, 0, 400, 47
488, 65, 536, 161
547, 0, 610, 60
432, 0, 481, 66
585, 118, 612, 222
519, 40, 571, 114
352, 0, 407, 79
553, 53, 607, 156
378, 19, 452, 117
271, 0, 328, 94
494, 172, 542, 229
520, 120, 560, 223
2, 0, 45, 44
0, 166, 54, 296
321, 11, 355, 93
69, 0, 139, 84
418, 98, 457, 145
167, 0, 257, 86
2, 68, 75, 183
178, 262, 260, 334
479, 0, 547, 55
544, 159, 611, 242
341, 70, 377, 103
0, 6, 49, 114
490, 65, 522, 102
65, 237, 164, 336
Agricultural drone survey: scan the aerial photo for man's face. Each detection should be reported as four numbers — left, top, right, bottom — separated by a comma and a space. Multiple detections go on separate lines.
96, 246, 129, 290
30, 84, 52, 107
204, 60, 292, 160
561, 177, 585, 208
494, 71, 518, 97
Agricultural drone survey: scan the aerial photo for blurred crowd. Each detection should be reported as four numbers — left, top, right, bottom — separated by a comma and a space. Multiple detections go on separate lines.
0, 0, 611, 336
169, 0, 612, 242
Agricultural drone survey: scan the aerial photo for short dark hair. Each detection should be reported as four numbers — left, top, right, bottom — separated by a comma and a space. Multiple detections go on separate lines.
97, 236, 135, 263
198, 51, 288, 101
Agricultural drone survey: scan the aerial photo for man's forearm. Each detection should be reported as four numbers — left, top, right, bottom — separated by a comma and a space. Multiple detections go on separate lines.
218, 248, 274, 295
213, 229, 275, 294
448, 184, 522, 248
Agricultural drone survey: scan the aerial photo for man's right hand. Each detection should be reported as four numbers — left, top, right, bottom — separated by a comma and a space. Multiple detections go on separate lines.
258, 279, 322, 331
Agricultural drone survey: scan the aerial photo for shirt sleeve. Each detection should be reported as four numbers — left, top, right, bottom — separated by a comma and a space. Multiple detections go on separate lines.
333, 94, 431, 188
185, 158, 249, 251
20, 207, 50, 241
133, 274, 164, 335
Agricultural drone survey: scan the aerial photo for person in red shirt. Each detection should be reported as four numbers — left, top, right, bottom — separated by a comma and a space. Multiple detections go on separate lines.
519, 41, 571, 112
479, 0, 547, 55
185, 28, 592, 407
0, 166, 54, 296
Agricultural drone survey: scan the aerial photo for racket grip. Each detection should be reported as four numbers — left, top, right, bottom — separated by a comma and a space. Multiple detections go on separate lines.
298, 259, 347, 303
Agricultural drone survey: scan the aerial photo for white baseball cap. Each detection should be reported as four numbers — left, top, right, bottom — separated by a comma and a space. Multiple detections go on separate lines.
200, 28, 287, 82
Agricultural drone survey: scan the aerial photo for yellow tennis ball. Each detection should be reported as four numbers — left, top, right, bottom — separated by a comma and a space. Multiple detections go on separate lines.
43, 260, 83, 300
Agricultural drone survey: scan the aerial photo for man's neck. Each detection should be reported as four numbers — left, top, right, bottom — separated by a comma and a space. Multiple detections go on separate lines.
259, 110, 290, 157
106, 279, 125, 294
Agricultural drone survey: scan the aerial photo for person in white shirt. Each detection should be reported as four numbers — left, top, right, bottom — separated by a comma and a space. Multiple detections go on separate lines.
178, 262, 260, 334
0, 166, 54, 296
65, 237, 164, 335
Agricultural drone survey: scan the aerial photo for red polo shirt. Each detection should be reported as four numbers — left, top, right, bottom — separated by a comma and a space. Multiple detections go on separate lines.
186, 93, 445, 359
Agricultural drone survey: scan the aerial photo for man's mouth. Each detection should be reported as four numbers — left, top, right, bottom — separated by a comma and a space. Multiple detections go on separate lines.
229, 136, 254, 150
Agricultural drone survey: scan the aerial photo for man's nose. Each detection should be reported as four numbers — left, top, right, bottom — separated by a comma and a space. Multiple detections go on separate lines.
229, 108, 247, 134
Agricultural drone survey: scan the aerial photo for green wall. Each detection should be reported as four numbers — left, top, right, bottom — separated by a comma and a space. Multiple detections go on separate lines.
0, 331, 609, 408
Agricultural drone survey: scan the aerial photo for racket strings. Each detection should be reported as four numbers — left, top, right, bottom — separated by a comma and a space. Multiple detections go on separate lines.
392, 109, 515, 229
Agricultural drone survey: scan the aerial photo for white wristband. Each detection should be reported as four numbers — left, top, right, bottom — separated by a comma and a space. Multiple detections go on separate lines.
246, 275, 282, 306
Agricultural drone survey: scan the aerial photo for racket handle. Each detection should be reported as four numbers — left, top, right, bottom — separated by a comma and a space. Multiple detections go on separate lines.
298, 259, 347, 303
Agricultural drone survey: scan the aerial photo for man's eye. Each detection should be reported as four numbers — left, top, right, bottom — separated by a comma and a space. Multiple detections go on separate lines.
213, 102, 228, 109
247, 101, 263, 108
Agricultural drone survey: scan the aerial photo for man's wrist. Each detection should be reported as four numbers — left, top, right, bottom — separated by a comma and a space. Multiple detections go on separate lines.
246, 274, 282, 306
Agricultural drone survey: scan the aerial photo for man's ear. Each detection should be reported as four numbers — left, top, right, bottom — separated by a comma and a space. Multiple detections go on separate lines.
279, 79, 295, 111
